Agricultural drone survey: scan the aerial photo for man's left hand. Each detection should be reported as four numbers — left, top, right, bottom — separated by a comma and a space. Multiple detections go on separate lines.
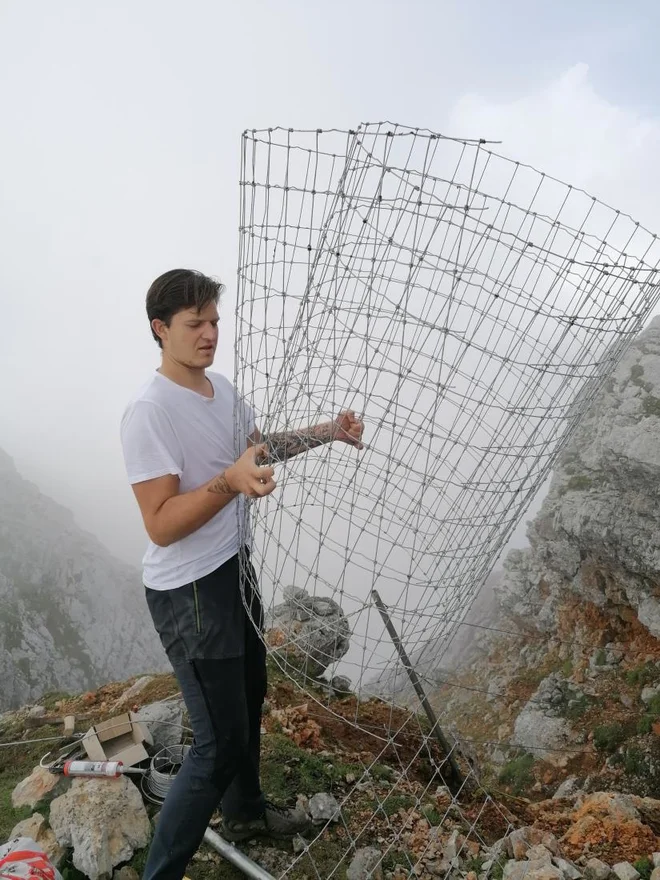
333, 411, 365, 449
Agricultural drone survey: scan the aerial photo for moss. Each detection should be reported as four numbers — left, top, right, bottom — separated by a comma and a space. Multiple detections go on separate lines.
498, 753, 534, 795
594, 649, 607, 666
634, 856, 653, 880
593, 723, 626, 753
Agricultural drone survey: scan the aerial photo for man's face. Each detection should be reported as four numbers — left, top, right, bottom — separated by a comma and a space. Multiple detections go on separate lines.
156, 302, 219, 368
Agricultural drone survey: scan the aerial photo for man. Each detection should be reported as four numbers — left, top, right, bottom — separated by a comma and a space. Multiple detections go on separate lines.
120, 268, 364, 880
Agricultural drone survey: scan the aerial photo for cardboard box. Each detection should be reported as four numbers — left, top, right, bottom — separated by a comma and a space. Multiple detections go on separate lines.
82, 712, 153, 767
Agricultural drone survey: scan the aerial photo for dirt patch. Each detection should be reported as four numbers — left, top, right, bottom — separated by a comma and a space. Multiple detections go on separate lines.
267, 675, 452, 783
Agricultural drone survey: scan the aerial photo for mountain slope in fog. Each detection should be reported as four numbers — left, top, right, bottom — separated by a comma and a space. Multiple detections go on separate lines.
0, 447, 165, 710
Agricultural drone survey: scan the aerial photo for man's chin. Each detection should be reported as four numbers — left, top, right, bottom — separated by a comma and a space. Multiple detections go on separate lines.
185, 352, 215, 369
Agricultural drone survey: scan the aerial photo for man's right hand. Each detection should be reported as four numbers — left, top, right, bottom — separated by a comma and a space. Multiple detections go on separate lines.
225, 445, 277, 498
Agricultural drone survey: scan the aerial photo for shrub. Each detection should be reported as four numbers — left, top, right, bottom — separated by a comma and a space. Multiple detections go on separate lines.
498, 753, 534, 794
593, 723, 625, 753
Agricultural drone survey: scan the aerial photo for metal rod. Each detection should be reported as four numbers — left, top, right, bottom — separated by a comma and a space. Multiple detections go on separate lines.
370, 589, 463, 789
203, 827, 276, 880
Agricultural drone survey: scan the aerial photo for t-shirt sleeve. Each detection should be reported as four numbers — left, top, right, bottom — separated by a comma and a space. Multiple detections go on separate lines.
120, 401, 184, 484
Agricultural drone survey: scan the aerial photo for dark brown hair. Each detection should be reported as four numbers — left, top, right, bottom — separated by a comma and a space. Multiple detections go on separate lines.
146, 269, 224, 347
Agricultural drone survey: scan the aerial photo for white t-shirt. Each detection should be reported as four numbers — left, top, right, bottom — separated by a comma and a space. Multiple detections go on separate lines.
120, 370, 256, 591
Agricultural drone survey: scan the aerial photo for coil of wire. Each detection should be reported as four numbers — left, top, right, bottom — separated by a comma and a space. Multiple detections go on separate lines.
141, 743, 190, 804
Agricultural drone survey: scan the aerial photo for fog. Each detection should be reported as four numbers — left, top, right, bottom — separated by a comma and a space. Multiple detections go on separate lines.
2, 0, 660, 606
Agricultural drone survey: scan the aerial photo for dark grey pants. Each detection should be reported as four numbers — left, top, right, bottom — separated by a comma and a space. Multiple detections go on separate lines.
142, 550, 267, 880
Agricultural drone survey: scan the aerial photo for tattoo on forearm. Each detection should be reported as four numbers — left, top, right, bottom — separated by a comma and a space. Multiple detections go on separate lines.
260, 423, 335, 464
208, 472, 233, 495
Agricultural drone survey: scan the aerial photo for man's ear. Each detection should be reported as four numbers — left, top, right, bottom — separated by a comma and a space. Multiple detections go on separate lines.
152, 318, 167, 343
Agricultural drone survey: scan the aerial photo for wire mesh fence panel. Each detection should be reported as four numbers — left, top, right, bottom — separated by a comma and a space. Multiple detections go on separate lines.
234, 123, 660, 878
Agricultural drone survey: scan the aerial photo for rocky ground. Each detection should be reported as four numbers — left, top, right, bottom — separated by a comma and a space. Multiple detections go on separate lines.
4, 655, 660, 880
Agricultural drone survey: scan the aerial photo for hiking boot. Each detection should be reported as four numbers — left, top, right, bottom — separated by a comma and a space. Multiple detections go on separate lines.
222, 801, 311, 841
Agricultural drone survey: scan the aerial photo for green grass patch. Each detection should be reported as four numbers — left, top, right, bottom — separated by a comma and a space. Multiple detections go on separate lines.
491, 857, 509, 880
261, 733, 361, 803
0, 723, 66, 841
369, 763, 395, 782
40, 692, 71, 711
374, 792, 417, 817
625, 663, 657, 687
421, 803, 444, 826
637, 715, 655, 735
466, 856, 485, 875
624, 746, 647, 778
646, 694, 660, 715
381, 848, 418, 878
498, 753, 534, 795
0, 790, 32, 845
287, 835, 353, 880
634, 857, 653, 880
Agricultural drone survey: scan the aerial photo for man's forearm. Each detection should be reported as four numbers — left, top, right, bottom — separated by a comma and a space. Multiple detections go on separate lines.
152, 473, 238, 546
259, 422, 335, 464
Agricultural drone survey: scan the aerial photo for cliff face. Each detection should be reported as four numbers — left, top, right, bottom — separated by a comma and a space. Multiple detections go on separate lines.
429, 316, 660, 802
498, 314, 660, 639
0, 448, 165, 710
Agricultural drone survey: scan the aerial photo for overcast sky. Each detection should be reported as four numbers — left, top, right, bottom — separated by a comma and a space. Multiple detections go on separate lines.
2, 0, 660, 567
